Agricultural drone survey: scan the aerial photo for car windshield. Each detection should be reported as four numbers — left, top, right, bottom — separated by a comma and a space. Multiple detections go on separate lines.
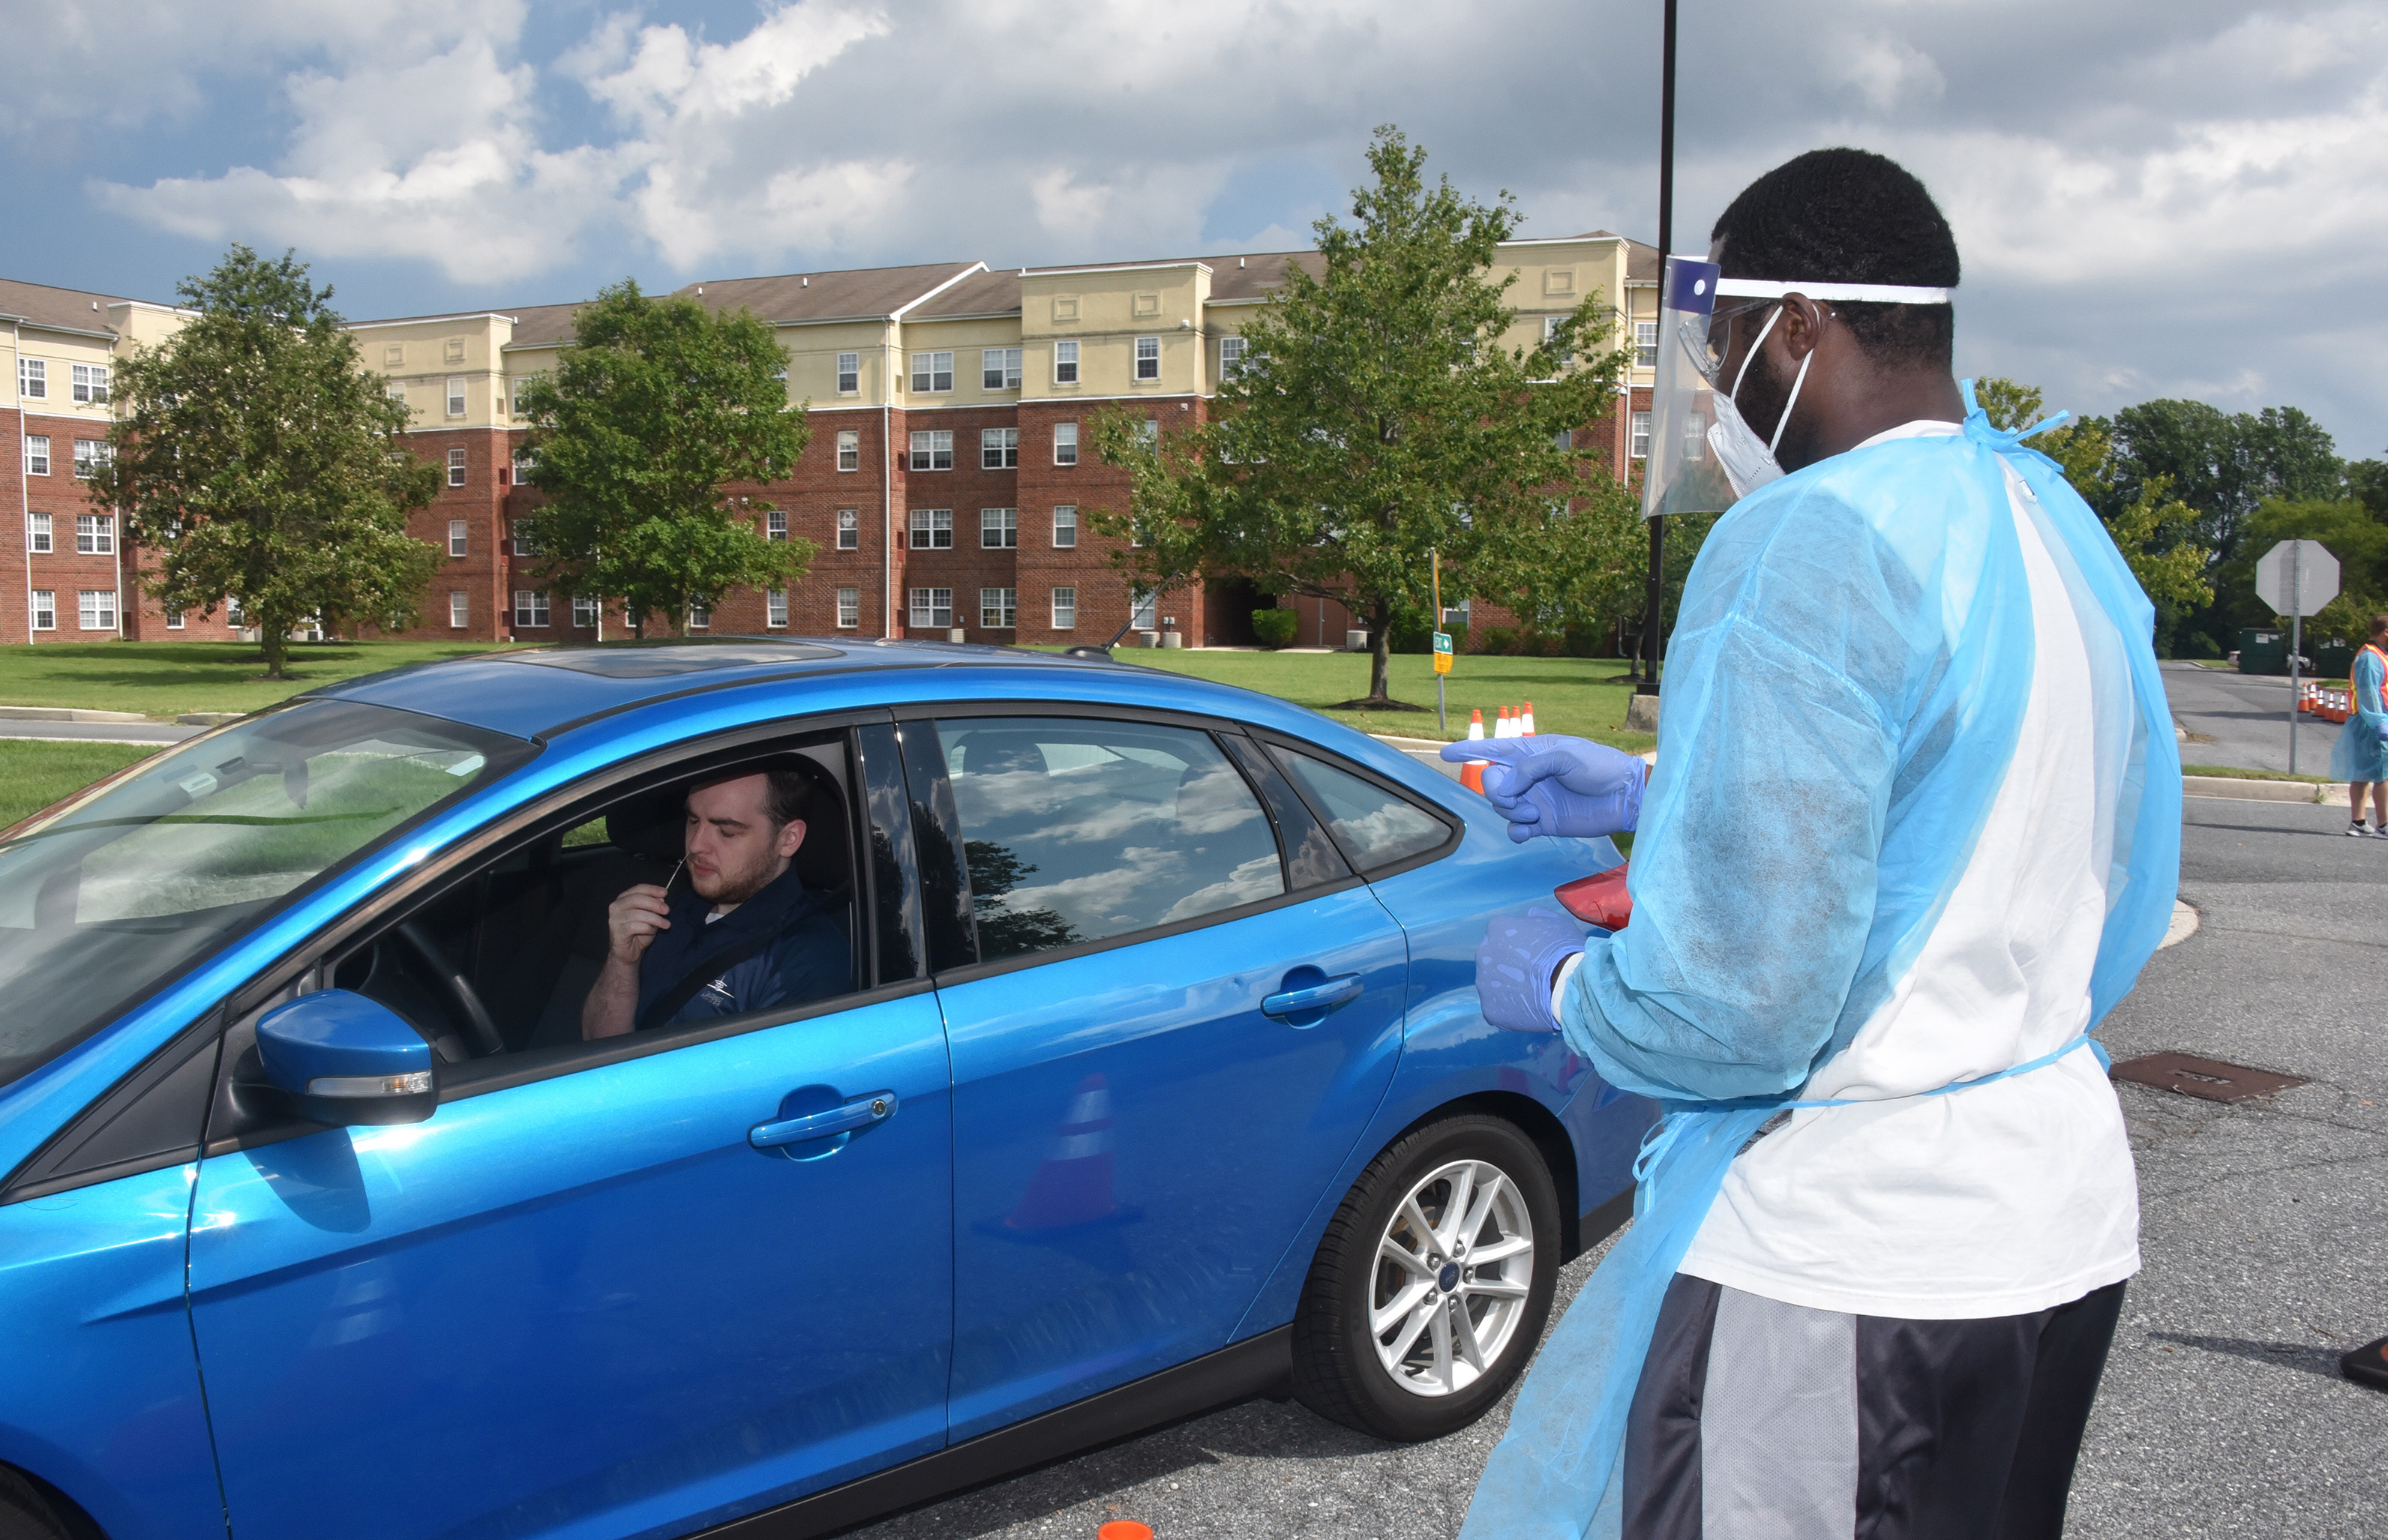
0, 699, 532, 1091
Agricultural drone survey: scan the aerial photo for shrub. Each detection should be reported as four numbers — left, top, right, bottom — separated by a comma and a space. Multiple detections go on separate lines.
1478, 625, 1518, 656
1251, 607, 1299, 648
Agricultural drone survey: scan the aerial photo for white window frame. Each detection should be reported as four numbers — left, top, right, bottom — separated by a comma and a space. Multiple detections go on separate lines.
766, 509, 788, 542
908, 508, 953, 550
909, 351, 954, 394
1053, 422, 1078, 466
30, 590, 55, 631
73, 440, 107, 480
836, 352, 860, 394
980, 427, 1018, 469
70, 364, 110, 405
766, 589, 788, 628
23, 435, 49, 475
1054, 340, 1078, 385
1052, 506, 1077, 548
1131, 592, 1157, 631
510, 520, 538, 558
448, 591, 470, 629
836, 508, 860, 550
447, 519, 468, 557
980, 347, 1022, 391
1219, 336, 1244, 378
908, 587, 952, 630
18, 358, 45, 400
512, 590, 550, 628
26, 513, 51, 553
165, 609, 184, 630
1050, 586, 1076, 630
446, 376, 467, 417
572, 595, 600, 629
1630, 410, 1652, 460
687, 603, 710, 631
909, 430, 952, 472
1634, 321, 1658, 368
980, 586, 1016, 630
76, 514, 113, 555
77, 589, 117, 632
836, 586, 860, 628
447, 448, 468, 487
1134, 336, 1160, 381
511, 450, 534, 484
980, 508, 1017, 549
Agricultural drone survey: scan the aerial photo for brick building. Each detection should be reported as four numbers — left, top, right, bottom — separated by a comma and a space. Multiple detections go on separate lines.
4, 232, 1660, 649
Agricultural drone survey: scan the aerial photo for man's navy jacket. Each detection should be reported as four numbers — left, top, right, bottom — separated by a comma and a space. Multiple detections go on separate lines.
634, 864, 850, 1029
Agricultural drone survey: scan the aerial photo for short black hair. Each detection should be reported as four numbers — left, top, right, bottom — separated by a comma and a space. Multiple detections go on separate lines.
688, 762, 815, 827
1710, 148, 1959, 367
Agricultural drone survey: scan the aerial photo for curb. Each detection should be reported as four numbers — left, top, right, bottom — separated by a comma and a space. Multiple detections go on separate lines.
2182, 774, 2346, 806
177, 712, 243, 727
2161, 900, 2199, 949
0, 705, 149, 724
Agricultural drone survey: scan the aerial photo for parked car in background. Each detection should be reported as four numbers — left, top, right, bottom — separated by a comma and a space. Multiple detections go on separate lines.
0, 639, 1650, 1540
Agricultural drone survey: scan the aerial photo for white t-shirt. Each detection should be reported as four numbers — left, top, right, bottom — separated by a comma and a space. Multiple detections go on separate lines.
1673, 420, 2141, 1321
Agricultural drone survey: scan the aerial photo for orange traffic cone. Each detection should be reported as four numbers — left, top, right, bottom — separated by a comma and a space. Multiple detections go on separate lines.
1461, 760, 1487, 793
1522, 700, 1536, 736
1006, 1074, 1135, 1231
1098, 1524, 1154, 1540
1467, 709, 1485, 741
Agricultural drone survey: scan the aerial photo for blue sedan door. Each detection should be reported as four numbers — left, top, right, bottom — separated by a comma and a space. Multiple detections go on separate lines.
904, 712, 1417, 1439
184, 736, 952, 1540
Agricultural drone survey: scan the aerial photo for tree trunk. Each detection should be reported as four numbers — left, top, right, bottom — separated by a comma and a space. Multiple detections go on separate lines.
1369, 601, 1394, 703
260, 625, 289, 680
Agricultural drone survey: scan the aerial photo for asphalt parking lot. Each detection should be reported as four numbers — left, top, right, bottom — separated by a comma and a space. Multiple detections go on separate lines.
859, 795, 2386, 1540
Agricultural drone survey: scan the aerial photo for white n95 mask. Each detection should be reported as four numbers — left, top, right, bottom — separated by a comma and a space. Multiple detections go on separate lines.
1705, 302, 1812, 500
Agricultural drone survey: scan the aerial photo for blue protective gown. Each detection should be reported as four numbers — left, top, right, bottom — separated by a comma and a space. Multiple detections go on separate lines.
2330, 644, 2388, 784
1460, 387, 2182, 1539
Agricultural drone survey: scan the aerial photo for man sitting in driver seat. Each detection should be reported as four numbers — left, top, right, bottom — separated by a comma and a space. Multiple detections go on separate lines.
581, 766, 851, 1038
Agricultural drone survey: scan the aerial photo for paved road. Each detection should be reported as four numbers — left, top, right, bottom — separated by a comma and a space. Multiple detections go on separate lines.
2163, 661, 2341, 776
858, 796, 2386, 1540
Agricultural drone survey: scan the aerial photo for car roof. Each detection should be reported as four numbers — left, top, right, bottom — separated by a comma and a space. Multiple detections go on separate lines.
299, 638, 1269, 742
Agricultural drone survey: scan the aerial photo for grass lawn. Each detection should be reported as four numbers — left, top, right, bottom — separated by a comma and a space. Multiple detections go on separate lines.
0, 739, 163, 830
1105, 649, 1656, 751
0, 640, 534, 721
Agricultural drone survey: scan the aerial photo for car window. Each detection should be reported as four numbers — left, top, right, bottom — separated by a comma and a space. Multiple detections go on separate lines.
1270, 748, 1450, 872
0, 700, 530, 1091
935, 717, 1284, 963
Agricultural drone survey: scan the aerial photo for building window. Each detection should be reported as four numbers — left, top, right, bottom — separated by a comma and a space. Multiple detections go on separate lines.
765, 509, 788, 541
1054, 340, 1079, 385
512, 450, 534, 484
909, 430, 952, 471
1131, 592, 1157, 631
836, 508, 860, 550
909, 351, 953, 393
1052, 505, 1077, 547
30, 591, 54, 631
1051, 422, 1077, 467
980, 508, 1017, 548
908, 508, 953, 550
26, 513, 51, 553
1134, 336, 1160, 381
908, 587, 952, 630
1630, 411, 1651, 460
836, 586, 860, 628
1219, 336, 1244, 378
386, 381, 407, 408
836, 352, 860, 394
573, 595, 599, 628
76, 514, 113, 555
446, 376, 466, 417
71, 364, 110, 405
766, 589, 788, 628
1634, 321, 1658, 368
18, 358, 46, 399
166, 610, 184, 630
78, 589, 117, 631
73, 440, 108, 480
1136, 419, 1158, 449
981, 347, 1022, 390
510, 520, 539, 557
1051, 586, 1076, 630
981, 427, 1018, 469
448, 591, 469, 629
510, 381, 531, 420
23, 435, 49, 475
980, 587, 1016, 630
448, 448, 468, 487
836, 428, 860, 471
447, 519, 468, 556
513, 590, 550, 628
687, 604, 710, 631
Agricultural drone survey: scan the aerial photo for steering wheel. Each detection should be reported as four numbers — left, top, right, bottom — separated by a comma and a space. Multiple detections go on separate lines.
394, 921, 507, 1059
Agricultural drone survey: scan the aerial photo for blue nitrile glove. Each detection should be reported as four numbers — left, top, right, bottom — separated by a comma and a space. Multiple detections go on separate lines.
1439, 734, 1646, 843
1474, 907, 1586, 1033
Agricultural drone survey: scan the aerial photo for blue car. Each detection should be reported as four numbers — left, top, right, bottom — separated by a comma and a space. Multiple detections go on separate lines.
0, 640, 1648, 1540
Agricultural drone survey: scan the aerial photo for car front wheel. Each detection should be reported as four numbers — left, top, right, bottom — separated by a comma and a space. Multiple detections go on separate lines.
1291, 1113, 1562, 1441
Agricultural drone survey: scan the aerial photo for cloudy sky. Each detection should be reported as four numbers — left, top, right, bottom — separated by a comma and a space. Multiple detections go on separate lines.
3, 0, 2378, 451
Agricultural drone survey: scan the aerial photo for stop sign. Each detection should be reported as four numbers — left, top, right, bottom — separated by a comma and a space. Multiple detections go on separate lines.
2254, 540, 2339, 617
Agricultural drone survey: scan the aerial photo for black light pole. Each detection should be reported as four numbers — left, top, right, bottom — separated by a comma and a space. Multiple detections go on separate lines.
1638, 0, 1677, 697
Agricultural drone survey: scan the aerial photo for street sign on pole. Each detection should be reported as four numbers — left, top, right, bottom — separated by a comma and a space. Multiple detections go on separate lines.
2255, 540, 2341, 774
1432, 632, 1454, 674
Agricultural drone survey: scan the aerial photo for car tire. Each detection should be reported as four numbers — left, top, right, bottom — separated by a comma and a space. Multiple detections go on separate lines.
1292, 1113, 1562, 1442
0, 1467, 80, 1540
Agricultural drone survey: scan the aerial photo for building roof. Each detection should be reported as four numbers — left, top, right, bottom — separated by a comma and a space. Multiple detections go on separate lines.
673, 262, 984, 323
909, 266, 1022, 319
0, 276, 165, 337
500, 302, 586, 349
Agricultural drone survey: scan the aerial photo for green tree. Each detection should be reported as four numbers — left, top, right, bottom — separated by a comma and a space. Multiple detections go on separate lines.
2230, 496, 2388, 643
1082, 407, 1213, 643
1090, 127, 1630, 707
94, 246, 441, 678
515, 280, 814, 636
2106, 398, 2342, 564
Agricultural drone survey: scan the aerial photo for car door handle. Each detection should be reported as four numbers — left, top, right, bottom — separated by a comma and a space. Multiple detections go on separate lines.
749, 1092, 898, 1149
1262, 975, 1364, 1018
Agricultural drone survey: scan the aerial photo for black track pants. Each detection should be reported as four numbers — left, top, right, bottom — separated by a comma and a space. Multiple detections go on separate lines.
1620, 1272, 2126, 1539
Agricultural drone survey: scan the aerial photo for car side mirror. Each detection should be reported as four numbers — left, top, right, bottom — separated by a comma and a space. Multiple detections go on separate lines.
256, 990, 439, 1128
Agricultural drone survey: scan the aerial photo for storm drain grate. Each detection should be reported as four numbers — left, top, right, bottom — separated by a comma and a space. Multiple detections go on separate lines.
2110, 1052, 2308, 1104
